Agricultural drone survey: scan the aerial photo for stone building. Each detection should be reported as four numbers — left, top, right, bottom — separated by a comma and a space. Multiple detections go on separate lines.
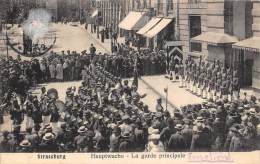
96, 0, 260, 95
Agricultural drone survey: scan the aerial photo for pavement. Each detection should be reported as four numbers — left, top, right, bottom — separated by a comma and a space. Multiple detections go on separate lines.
0, 23, 114, 60
82, 24, 126, 54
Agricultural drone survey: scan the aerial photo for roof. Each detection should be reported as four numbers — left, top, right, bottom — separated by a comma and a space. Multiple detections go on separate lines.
232, 37, 260, 52
191, 32, 238, 45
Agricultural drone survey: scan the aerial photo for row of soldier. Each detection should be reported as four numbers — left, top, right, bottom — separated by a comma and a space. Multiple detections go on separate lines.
169, 57, 240, 101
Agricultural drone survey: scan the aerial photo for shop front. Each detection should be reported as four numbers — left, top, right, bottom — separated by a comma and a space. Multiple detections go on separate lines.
118, 11, 149, 46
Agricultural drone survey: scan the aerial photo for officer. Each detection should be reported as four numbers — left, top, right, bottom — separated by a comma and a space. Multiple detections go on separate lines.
179, 61, 185, 88
232, 77, 240, 101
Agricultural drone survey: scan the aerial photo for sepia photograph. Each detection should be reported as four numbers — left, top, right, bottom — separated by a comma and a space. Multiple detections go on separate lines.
0, 0, 260, 159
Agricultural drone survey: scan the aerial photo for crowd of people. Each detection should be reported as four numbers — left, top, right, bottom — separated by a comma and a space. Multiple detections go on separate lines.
1, 57, 260, 152
0, 42, 260, 152
0, 43, 167, 98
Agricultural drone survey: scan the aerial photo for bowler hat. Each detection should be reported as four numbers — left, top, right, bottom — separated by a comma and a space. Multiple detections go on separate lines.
175, 124, 184, 130
121, 131, 131, 138
19, 140, 31, 147
43, 133, 55, 141
78, 126, 87, 133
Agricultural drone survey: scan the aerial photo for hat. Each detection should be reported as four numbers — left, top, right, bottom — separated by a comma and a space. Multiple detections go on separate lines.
196, 116, 204, 122
122, 115, 130, 120
121, 131, 131, 138
45, 125, 52, 131
244, 104, 250, 109
43, 133, 55, 141
175, 124, 184, 130
19, 140, 31, 147
249, 108, 256, 114
47, 88, 58, 98
78, 126, 87, 133
149, 134, 160, 140
148, 128, 160, 135
155, 112, 163, 118
241, 115, 248, 122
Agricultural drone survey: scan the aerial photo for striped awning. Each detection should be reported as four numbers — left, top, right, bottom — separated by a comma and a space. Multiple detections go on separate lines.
143, 18, 173, 38
191, 32, 238, 45
137, 17, 162, 35
118, 11, 147, 31
232, 37, 260, 52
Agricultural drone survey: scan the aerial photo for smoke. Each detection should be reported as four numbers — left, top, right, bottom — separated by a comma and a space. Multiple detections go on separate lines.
22, 9, 51, 42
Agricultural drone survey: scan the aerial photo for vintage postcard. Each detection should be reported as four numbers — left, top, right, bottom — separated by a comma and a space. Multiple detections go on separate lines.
0, 0, 259, 164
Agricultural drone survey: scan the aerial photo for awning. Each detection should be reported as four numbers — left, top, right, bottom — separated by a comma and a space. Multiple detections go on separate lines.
191, 32, 238, 45
144, 18, 172, 38
137, 17, 162, 35
232, 37, 260, 52
91, 10, 98, 18
118, 11, 147, 31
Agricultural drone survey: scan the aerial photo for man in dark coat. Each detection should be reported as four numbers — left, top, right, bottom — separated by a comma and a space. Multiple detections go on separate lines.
0, 131, 11, 152
109, 126, 121, 152
39, 132, 59, 152
160, 118, 176, 148
74, 126, 90, 152
167, 124, 186, 152
190, 124, 211, 152
119, 131, 133, 152
229, 128, 245, 152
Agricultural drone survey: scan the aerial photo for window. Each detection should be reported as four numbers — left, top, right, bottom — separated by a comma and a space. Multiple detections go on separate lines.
163, 19, 175, 41
189, 16, 202, 52
245, 1, 253, 38
224, 0, 233, 35
157, 0, 164, 15
167, 0, 174, 16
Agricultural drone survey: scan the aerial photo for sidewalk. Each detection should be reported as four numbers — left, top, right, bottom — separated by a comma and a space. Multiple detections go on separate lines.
80, 24, 125, 54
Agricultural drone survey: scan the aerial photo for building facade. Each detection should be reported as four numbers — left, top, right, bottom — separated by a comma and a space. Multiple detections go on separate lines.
95, 0, 260, 94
